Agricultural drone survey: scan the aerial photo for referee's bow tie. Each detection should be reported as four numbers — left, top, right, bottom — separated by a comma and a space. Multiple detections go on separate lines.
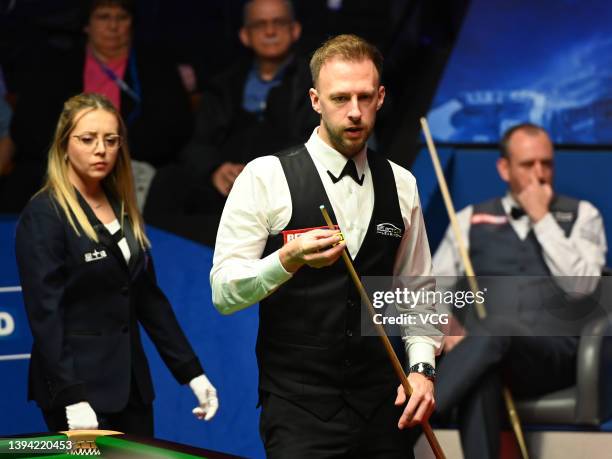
510, 206, 526, 219
327, 159, 364, 186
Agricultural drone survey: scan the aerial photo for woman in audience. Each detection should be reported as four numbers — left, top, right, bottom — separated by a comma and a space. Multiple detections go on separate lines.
7, 0, 192, 211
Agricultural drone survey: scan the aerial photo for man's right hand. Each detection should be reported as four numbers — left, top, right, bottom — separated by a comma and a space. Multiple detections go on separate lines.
279, 229, 346, 273
212, 162, 245, 197
516, 169, 553, 223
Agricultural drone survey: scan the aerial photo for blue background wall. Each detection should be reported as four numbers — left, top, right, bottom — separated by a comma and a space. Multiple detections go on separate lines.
0, 222, 264, 459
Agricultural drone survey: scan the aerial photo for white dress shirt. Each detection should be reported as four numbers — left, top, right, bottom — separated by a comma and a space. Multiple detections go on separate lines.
433, 192, 607, 294
104, 219, 131, 263
210, 128, 443, 366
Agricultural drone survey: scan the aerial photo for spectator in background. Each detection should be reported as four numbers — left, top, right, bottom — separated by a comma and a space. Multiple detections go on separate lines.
0, 98, 13, 175
181, 0, 316, 211
5, 0, 192, 213
0, 66, 14, 177
144, 0, 318, 245
0, 66, 33, 213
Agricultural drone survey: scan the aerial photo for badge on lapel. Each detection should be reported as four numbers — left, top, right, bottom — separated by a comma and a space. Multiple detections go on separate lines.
84, 249, 108, 263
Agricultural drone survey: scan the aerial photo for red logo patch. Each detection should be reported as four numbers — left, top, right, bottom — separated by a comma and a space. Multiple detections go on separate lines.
471, 213, 508, 225
282, 225, 340, 244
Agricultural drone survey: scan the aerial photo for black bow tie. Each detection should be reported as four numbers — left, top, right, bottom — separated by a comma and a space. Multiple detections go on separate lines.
510, 207, 526, 219
327, 159, 364, 186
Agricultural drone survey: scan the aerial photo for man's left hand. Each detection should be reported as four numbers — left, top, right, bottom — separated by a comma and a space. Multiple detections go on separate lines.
394, 373, 435, 429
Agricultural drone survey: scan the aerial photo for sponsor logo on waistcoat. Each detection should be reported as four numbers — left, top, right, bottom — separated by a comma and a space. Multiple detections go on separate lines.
376, 223, 403, 238
282, 225, 341, 244
471, 213, 508, 225
553, 211, 574, 223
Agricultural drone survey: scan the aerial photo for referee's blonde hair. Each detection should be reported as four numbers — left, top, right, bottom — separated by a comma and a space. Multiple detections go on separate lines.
41, 92, 149, 247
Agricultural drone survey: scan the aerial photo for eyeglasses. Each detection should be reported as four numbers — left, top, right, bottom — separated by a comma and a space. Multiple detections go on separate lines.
72, 133, 122, 151
246, 18, 293, 31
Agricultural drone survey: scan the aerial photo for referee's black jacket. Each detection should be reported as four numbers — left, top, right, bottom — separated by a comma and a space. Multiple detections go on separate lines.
15, 190, 203, 412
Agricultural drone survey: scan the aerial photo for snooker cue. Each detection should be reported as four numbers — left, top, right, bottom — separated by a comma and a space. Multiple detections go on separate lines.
320, 206, 446, 459
419, 117, 530, 459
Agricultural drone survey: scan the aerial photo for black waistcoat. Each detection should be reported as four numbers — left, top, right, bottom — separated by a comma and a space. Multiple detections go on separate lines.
467, 196, 584, 339
469, 196, 578, 276
258, 146, 404, 420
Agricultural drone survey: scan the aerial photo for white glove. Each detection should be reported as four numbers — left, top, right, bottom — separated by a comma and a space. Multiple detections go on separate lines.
189, 374, 218, 421
65, 401, 99, 430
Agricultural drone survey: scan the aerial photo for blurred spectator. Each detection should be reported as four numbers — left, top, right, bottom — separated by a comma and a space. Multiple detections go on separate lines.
0, 66, 15, 177
144, 0, 318, 244
178, 0, 317, 211
5, 0, 192, 212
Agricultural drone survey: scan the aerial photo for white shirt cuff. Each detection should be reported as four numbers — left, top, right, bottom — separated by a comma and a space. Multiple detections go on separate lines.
532, 212, 562, 239
407, 342, 436, 368
259, 249, 293, 291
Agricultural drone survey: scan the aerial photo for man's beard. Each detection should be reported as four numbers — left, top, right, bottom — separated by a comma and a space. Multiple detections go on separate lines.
323, 119, 371, 157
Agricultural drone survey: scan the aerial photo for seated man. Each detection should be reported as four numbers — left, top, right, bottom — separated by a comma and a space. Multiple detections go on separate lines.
178, 0, 317, 213
431, 123, 607, 458
144, 0, 318, 245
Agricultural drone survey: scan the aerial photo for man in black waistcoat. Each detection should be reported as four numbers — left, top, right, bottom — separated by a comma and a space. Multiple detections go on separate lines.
211, 34, 443, 458
430, 123, 607, 458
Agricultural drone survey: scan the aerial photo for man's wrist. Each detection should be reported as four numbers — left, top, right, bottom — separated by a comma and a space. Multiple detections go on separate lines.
532, 212, 558, 234
407, 342, 436, 368
528, 208, 549, 223
409, 362, 436, 381
279, 244, 302, 273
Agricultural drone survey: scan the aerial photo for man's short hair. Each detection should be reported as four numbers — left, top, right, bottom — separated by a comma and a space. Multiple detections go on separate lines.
500, 123, 549, 159
309, 34, 383, 88
242, 0, 295, 26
